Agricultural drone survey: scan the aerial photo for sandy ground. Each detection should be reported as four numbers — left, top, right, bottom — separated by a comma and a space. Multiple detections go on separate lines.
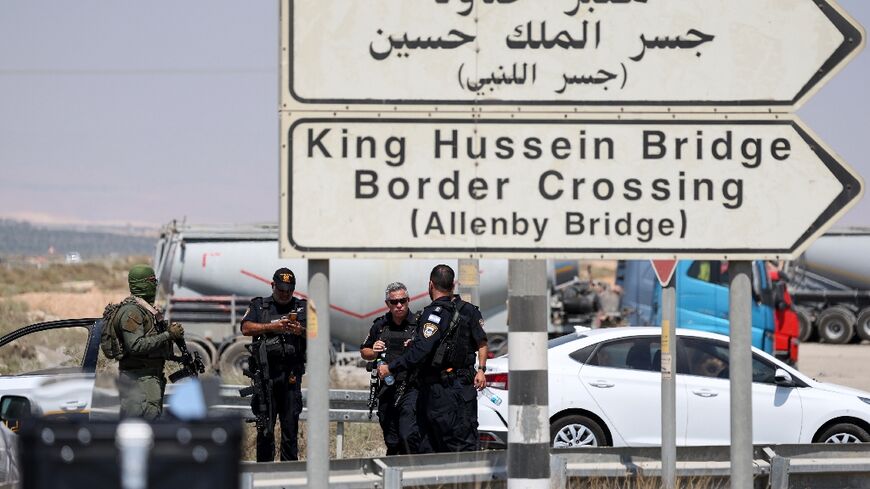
795, 341, 870, 392
10, 288, 129, 322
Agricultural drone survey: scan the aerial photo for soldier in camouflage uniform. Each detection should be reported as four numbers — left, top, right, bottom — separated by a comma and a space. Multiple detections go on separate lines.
116, 265, 184, 421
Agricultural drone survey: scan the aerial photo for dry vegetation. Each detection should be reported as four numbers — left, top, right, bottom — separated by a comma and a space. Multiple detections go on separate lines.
0, 256, 141, 296
568, 476, 719, 489
0, 299, 29, 337
0, 257, 139, 323
403, 476, 720, 489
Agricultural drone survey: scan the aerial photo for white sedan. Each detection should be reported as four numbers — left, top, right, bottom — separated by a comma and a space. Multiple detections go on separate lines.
477, 327, 870, 448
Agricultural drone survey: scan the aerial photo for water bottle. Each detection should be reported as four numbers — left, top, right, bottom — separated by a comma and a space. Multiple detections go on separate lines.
377, 360, 395, 386
480, 387, 502, 406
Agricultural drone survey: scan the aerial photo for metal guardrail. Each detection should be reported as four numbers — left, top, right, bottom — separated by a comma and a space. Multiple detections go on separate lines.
89, 385, 376, 458
239, 451, 506, 489
204, 385, 375, 459
209, 385, 374, 418
238, 445, 870, 489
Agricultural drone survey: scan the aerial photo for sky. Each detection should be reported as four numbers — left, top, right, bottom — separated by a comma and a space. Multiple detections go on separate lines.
0, 0, 868, 229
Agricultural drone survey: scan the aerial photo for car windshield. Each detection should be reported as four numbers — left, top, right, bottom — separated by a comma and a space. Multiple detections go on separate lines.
548, 333, 586, 349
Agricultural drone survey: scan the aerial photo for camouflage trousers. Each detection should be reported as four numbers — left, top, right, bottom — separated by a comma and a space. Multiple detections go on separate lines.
119, 370, 166, 421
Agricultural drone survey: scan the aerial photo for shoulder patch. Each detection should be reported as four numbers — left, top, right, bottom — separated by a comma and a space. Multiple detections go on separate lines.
434, 306, 442, 313
123, 309, 143, 332
423, 322, 439, 338
427, 313, 441, 324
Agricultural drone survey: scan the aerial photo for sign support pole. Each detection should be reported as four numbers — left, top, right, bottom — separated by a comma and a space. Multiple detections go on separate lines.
458, 259, 481, 306
307, 259, 330, 489
661, 274, 677, 489
729, 261, 753, 489
507, 260, 549, 489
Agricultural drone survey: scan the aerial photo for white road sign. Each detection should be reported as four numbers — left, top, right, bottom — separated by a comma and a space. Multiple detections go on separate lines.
282, 0, 864, 109
279, 116, 863, 259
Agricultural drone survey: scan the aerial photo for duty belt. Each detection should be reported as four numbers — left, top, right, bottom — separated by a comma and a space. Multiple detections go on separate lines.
421, 368, 472, 385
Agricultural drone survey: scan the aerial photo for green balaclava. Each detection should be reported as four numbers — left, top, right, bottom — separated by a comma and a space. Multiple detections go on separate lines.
128, 265, 158, 304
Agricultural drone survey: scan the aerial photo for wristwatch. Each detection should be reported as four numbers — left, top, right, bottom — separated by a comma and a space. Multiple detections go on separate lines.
477, 366, 487, 372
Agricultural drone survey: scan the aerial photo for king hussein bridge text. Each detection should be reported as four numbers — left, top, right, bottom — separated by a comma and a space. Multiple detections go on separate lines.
299, 124, 794, 244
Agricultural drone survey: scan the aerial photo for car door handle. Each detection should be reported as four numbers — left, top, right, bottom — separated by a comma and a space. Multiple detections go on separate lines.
61, 401, 87, 411
589, 381, 615, 388
692, 389, 718, 398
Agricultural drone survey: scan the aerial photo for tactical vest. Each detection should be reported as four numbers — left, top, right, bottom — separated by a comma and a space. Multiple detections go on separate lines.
376, 315, 415, 382
254, 296, 306, 374
117, 300, 169, 371
431, 297, 476, 370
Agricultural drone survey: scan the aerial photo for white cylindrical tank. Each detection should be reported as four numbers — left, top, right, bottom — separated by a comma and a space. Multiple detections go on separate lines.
157, 230, 508, 347
800, 229, 870, 290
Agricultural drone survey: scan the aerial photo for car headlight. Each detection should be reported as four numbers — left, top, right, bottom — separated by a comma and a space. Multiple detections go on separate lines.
860, 397, 870, 406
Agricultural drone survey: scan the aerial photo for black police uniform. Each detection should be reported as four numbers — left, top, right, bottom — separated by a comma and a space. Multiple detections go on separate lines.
242, 295, 307, 462
361, 311, 431, 455
387, 295, 487, 452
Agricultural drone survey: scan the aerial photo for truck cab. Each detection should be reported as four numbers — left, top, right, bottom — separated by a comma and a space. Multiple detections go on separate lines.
618, 260, 799, 364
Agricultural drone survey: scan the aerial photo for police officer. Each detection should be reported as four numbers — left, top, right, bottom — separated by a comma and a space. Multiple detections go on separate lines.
360, 282, 431, 455
117, 265, 184, 421
378, 264, 489, 452
240, 267, 307, 462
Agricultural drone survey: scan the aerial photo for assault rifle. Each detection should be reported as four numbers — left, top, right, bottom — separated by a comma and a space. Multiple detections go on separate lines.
366, 358, 380, 420
156, 319, 206, 382
392, 370, 417, 408
239, 339, 274, 436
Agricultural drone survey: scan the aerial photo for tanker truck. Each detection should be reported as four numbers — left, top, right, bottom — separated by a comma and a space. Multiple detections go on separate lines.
784, 228, 870, 344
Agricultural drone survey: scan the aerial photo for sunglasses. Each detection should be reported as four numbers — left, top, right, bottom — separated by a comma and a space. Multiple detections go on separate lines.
387, 298, 409, 305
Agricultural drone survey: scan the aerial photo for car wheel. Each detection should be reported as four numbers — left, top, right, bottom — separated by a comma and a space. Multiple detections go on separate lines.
856, 308, 870, 343
817, 306, 856, 344
818, 423, 870, 444
550, 415, 607, 448
795, 307, 815, 343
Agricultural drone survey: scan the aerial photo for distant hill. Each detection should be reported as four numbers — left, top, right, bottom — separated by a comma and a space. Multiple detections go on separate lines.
0, 219, 157, 258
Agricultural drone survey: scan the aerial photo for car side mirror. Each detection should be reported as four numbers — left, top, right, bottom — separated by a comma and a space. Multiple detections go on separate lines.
0, 395, 33, 432
774, 368, 794, 387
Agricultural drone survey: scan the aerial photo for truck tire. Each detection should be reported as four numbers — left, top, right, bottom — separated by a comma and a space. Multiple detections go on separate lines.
218, 338, 251, 382
817, 306, 856, 344
857, 308, 870, 343
795, 307, 816, 342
